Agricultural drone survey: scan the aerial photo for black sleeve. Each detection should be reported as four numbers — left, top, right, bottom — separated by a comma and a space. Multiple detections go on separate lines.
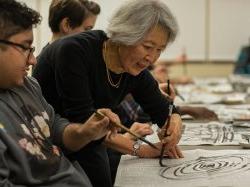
54, 39, 95, 123
131, 70, 179, 127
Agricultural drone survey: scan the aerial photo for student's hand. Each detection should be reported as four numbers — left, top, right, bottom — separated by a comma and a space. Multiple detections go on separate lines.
159, 83, 176, 100
124, 122, 153, 140
85, 109, 120, 141
180, 106, 218, 121
191, 107, 218, 120
98, 108, 121, 133
158, 114, 182, 148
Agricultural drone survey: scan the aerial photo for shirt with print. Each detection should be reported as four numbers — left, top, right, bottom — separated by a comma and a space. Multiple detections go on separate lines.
0, 77, 92, 187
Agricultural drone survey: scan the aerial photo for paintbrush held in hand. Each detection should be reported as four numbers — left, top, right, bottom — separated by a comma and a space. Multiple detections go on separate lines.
159, 79, 173, 167
94, 111, 159, 150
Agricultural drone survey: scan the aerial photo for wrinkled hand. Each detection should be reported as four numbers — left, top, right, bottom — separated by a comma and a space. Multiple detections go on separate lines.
159, 83, 176, 100
137, 143, 183, 159
165, 145, 183, 159
158, 114, 182, 148
86, 109, 120, 141
124, 122, 153, 140
137, 142, 163, 158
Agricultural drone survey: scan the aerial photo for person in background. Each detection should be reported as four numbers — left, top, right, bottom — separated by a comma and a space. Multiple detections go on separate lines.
49, 0, 100, 43
33, 0, 183, 186
117, 62, 218, 128
33, 0, 100, 113
234, 38, 250, 74
151, 62, 218, 120
152, 61, 193, 85
0, 0, 120, 186
117, 92, 218, 128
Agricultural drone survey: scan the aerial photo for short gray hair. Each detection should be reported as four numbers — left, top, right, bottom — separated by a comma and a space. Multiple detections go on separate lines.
107, 0, 178, 46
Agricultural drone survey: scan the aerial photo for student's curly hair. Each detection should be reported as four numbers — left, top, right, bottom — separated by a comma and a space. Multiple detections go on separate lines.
0, 0, 41, 39
49, 0, 100, 33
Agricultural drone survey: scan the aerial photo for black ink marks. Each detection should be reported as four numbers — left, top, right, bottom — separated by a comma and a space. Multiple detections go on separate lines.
180, 123, 239, 145
160, 154, 250, 180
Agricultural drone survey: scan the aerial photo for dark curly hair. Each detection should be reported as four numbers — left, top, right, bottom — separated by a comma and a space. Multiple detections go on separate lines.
0, 0, 41, 39
49, 0, 100, 33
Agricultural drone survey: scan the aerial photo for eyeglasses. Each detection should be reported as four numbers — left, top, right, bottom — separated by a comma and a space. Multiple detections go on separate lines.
0, 39, 35, 60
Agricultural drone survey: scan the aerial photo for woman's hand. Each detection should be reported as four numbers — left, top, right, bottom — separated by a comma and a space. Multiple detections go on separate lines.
165, 145, 183, 159
124, 122, 153, 140
158, 114, 182, 148
137, 143, 183, 159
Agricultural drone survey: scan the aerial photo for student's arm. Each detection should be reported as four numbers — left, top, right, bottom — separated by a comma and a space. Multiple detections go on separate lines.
178, 106, 218, 120
62, 109, 119, 151
28, 77, 118, 152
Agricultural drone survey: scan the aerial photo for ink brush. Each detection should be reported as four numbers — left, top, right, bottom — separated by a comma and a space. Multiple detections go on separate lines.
159, 79, 173, 167
94, 111, 159, 150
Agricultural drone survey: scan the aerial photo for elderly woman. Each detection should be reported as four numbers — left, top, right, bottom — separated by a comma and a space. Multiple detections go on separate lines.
33, 0, 183, 186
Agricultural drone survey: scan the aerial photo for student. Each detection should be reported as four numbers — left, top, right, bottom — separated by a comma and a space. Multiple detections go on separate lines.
49, 0, 101, 43
117, 93, 218, 128
234, 38, 250, 74
151, 63, 218, 121
33, 0, 101, 112
0, 0, 119, 186
33, 0, 183, 186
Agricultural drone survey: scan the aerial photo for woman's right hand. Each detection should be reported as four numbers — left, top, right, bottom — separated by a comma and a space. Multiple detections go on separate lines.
137, 143, 183, 159
158, 114, 182, 148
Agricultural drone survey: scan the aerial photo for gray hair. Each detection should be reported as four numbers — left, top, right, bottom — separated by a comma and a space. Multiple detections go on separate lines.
107, 0, 178, 46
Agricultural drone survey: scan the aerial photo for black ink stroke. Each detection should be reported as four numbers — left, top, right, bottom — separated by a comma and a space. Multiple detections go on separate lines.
160, 154, 250, 180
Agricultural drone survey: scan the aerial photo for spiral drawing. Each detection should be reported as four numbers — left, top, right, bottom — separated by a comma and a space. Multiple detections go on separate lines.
160, 154, 250, 180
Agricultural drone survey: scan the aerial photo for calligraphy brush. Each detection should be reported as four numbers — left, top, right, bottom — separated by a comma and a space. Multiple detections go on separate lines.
159, 79, 173, 167
94, 111, 159, 150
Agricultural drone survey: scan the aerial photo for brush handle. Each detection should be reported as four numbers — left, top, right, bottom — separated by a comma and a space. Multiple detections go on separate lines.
94, 111, 159, 150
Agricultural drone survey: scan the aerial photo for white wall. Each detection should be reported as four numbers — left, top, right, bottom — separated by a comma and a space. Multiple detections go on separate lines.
21, 0, 250, 61
210, 0, 250, 60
